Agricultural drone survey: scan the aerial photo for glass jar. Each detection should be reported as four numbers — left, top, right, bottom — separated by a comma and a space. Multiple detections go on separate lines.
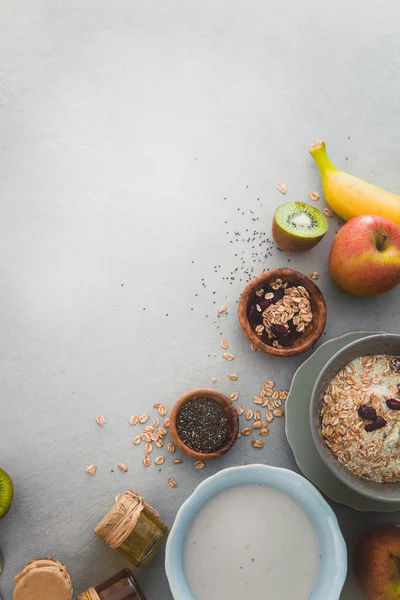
94, 489, 168, 567
78, 569, 146, 600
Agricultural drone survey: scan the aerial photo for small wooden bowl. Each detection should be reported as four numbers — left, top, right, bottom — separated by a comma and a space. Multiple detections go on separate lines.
238, 268, 327, 357
169, 389, 239, 460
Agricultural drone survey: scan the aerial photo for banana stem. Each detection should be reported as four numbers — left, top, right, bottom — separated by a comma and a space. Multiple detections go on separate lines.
309, 141, 337, 174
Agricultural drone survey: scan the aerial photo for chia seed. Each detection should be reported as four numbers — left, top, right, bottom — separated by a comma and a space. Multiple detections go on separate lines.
176, 397, 228, 453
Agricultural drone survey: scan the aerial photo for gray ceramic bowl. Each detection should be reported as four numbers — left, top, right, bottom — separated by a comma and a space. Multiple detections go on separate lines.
310, 333, 400, 503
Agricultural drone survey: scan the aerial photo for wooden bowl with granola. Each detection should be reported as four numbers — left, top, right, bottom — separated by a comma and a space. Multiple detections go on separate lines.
238, 268, 327, 357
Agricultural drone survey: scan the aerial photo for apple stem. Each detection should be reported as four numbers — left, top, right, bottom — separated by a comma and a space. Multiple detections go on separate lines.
376, 232, 388, 252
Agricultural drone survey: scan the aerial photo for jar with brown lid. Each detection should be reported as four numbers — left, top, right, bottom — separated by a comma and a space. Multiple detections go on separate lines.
94, 489, 168, 567
77, 569, 146, 600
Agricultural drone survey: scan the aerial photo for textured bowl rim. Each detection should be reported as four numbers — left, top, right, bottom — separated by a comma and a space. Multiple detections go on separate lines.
310, 333, 400, 502
165, 464, 347, 600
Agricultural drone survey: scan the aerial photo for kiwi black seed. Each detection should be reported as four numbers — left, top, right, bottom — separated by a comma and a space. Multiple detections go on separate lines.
272, 202, 328, 251
0, 468, 14, 519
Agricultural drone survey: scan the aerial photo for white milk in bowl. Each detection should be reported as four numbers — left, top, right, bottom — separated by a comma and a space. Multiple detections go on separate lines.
183, 483, 319, 600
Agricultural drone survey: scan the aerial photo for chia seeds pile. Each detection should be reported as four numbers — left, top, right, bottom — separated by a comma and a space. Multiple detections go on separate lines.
177, 397, 228, 453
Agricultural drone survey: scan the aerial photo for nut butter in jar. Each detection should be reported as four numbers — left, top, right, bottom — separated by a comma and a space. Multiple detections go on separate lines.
78, 569, 146, 600
94, 489, 168, 567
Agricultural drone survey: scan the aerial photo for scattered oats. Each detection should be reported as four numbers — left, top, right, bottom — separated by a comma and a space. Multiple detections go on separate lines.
324, 208, 334, 218
272, 391, 279, 401
253, 396, 263, 405
157, 427, 167, 438
144, 442, 153, 454
274, 409, 285, 417
229, 373, 238, 381
223, 352, 235, 361
143, 456, 151, 467
141, 433, 151, 442
245, 409, 254, 421
133, 435, 141, 445
221, 339, 228, 350
276, 183, 288, 194
85, 464, 97, 476
163, 418, 170, 428
96, 415, 105, 427
253, 422, 262, 429
266, 411, 274, 423
230, 392, 239, 402
265, 380, 275, 388
139, 413, 149, 424
254, 410, 261, 421
159, 404, 168, 416
130, 415, 139, 426
154, 439, 164, 448
309, 191, 320, 201
194, 460, 205, 470
168, 477, 177, 488
250, 343, 257, 352
267, 400, 275, 411
153, 417, 160, 428
144, 426, 154, 433
310, 272, 319, 280
252, 440, 264, 449
153, 403, 161, 409
237, 405, 245, 416
218, 305, 227, 314
167, 443, 176, 453
173, 459, 183, 464
241, 427, 252, 436
260, 428, 270, 436
279, 390, 288, 400
118, 463, 128, 473
150, 432, 159, 442
212, 377, 218, 383
155, 456, 165, 465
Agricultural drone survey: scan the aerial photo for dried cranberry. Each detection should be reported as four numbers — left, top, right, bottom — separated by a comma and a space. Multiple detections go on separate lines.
365, 417, 387, 432
279, 333, 297, 347
258, 299, 272, 311
358, 405, 377, 421
398, 384, 400, 394
387, 399, 400, 410
271, 324, 290, 339
272, 287, 285, 303
392, 357, 400, 373
248, 305, 263, 326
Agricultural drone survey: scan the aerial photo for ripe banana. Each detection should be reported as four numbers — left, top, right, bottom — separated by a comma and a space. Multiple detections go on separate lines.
309, 141, 400, 226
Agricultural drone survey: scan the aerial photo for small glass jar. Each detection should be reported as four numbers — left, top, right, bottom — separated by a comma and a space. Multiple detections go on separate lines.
78, 569, 146, 600
95, 489, 168, 567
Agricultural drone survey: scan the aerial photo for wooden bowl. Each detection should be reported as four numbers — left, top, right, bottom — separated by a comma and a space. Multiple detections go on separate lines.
169, 389, 239, 460
238, 268, 327, 357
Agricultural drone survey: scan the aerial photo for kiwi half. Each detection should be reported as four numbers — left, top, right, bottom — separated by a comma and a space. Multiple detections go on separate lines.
0, 468, 14, 519
272, 202, 328, 251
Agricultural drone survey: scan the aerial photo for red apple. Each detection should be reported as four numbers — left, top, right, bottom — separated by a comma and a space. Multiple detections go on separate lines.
354, 523, 400, 600
329, 214, 400, 296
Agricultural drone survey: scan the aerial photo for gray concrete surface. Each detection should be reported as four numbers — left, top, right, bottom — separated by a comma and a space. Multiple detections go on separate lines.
1, 1, 400, 598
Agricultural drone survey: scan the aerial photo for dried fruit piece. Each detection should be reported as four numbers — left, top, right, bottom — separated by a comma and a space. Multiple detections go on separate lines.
139, 413, 149, 424
194, 460, 205, 470
133, 435, 141, 445
252, 440, 264, 448
130, 415, 139, 426
276, 183, 288, 194
118, 463, 128, 473
143, 456, 151, 467
168, 477, 177, 488
85, 464, 97, 476
386, 399, 400, 410
365, 417, 387, 432
154, 456, 165, 465
230, 392, 239, 402
167, 443, 176, 453
221, 339, 228, 349
358, 405, 377, 421
223, 352, 235, 361
218, 305, 227, 314
96, 415, 105, 427
229, 373, 238, 381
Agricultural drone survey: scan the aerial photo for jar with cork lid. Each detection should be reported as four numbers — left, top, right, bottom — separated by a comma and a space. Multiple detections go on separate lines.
78, 569, 146, 600
94, 489, 168, 568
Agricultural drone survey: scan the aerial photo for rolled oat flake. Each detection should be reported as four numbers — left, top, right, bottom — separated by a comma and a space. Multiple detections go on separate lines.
177, 397, 228, 453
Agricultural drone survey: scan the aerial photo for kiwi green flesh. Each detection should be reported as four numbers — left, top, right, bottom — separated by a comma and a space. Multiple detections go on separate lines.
275, 202, 328, 239
0, 468, 14, 518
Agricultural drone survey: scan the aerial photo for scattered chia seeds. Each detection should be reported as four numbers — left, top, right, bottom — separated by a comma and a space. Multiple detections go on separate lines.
177, 397, 228, 453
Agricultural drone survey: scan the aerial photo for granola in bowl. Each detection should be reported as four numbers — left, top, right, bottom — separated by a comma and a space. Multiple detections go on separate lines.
321, 354, 400, 483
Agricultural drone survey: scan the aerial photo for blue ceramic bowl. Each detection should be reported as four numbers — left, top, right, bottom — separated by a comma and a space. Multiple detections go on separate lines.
165, 464, 347, 600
